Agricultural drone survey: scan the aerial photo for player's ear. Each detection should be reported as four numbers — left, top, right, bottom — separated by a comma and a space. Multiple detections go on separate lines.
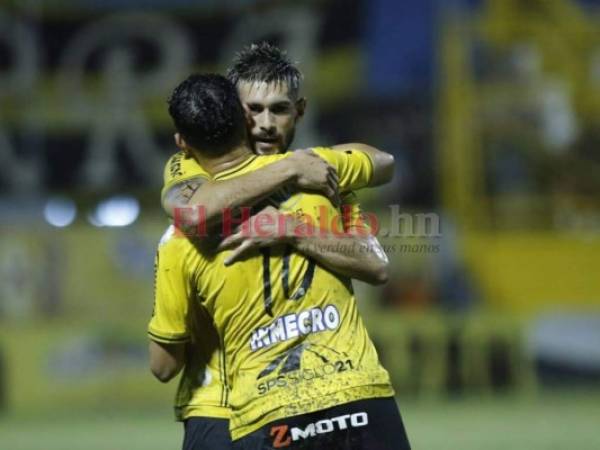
174, 133, 184, 149
295, 97, 307, 120
174, 133, 192, 158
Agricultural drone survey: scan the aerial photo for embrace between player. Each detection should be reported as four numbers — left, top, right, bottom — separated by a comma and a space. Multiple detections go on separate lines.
148, 44, 411, 450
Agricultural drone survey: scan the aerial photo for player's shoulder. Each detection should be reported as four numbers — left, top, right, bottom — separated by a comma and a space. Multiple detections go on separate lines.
261, 147, 333, 162
158, 225, 177, 247
157, 225, 200, 269
284, 146, 331, 156
157, 225, 195, 252
240, 153, 287, 172
163, 151, 210, 186
164, 151, 186, 181
310, 146, 332, 153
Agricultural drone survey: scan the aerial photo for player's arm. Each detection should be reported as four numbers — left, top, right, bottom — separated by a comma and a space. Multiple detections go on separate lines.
148, 233, 191, 383
149, 341, 185, 383
310, 145, 394, 194
329, 143, 395, 187
162, 151, 339, 231
293, 193, 389, 284
294, 232, 388, 285
219, 202, 389, 285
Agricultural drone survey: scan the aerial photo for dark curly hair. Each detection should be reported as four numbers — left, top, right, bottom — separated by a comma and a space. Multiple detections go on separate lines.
168, 74, 246, 155
227, 42, 302, 98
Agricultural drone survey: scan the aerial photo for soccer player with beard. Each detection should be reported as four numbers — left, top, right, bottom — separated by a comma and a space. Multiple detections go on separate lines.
149, 44, 397, 450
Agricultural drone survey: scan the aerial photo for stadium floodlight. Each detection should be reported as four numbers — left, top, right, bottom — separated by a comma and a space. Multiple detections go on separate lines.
44, 197, 77, 227
88, 195, 140, 227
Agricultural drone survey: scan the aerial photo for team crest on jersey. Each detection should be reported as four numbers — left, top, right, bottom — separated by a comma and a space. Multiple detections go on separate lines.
257, 342, 343, 379
256, 342, 355, 395
257, 343, 307, 379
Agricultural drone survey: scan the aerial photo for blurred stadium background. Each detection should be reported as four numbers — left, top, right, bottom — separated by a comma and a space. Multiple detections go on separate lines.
1, 0, 600, 448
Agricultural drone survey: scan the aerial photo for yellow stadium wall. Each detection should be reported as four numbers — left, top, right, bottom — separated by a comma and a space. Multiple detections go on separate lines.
462, 232, 600, 315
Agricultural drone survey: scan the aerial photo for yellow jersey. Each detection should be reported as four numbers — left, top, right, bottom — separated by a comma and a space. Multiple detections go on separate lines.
151, 149, 393, 439
149, 227, 230, 420
152, 149, 371, 422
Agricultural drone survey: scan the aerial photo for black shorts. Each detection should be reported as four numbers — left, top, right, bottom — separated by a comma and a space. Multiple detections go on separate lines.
183, 417, 233, 450
232, 397, 411, 450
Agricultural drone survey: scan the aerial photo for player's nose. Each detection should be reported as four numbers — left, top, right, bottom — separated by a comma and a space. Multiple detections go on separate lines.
257, 112, 276, 135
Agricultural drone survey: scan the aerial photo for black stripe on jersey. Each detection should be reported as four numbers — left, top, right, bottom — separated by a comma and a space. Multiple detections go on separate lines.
282, 245, 316, 301
282, 246, 292, 299
293, 258, 316, 300
261, 248, 274, 316
219, 335, 230, 407
152, 250, 159, 317
147, 331, 190, 344
219, 338, 225, 406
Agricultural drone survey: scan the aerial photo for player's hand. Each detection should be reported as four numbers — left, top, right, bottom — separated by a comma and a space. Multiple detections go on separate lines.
218, 206, 297, 266
288, 149, 340, 206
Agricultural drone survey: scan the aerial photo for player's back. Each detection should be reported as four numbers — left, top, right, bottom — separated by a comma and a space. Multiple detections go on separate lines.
180, 153, 394, 440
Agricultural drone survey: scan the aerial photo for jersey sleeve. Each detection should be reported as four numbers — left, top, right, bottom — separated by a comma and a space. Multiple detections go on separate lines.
311, 147, 374, 193
148, 232, 192, 344
340, 191, 372, 234
161, 151, 211, 204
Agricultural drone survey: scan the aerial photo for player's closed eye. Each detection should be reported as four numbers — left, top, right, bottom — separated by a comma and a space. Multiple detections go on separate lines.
270, 103, 291, 114
247, 104, 263, 114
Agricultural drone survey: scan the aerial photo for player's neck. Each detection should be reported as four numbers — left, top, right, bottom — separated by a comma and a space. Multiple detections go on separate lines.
194, 144, 254, 176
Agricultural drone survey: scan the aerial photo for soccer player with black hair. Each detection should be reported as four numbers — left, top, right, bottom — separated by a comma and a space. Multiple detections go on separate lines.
150, 73, 410, 449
